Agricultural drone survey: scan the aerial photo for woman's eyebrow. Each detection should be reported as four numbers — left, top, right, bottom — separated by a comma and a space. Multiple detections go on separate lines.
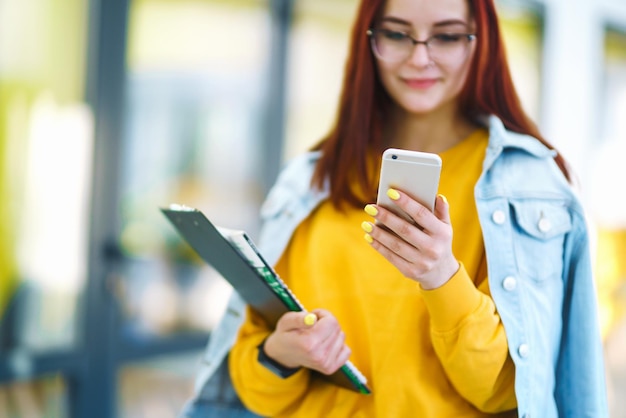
379, 16, 411, 26
433, 19, 470, 28
379, 16, 470, 29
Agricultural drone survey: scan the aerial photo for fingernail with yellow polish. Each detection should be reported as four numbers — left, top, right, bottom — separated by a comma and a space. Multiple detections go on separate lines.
387, 188, 400, 200
364, 204, 378, 217
304, 312, 317, 326
438, 194, 448, 204
364, 233, 373, 244
361, 221, 373, 233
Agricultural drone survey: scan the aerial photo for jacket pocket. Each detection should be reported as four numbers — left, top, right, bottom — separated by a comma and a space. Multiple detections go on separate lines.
510, 200, 572, 281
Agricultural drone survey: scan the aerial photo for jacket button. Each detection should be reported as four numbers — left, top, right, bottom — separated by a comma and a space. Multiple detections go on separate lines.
502, 276, 517, 291
538, 217, 552, 233
518, 343, 530, 358
491, 210, 506, 225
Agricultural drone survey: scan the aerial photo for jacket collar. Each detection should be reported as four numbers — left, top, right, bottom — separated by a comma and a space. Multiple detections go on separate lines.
482, 115, 556, 172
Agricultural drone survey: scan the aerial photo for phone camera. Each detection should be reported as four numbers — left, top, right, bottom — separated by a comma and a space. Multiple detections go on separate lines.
391, 155, 398, 160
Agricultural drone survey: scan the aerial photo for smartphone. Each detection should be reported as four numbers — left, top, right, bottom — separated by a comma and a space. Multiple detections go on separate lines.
376, 148, 442, 223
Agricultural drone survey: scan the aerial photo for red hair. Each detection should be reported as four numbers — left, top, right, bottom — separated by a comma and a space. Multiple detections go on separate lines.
311, 0, 570, 209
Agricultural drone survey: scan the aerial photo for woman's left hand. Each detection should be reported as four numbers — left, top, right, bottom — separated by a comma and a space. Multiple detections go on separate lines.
363, 190, 459, 290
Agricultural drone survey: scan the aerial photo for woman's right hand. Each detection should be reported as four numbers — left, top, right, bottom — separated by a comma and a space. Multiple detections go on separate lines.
262, 309, 351, 375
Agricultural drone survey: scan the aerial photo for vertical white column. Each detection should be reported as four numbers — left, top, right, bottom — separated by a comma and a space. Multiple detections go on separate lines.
540, 0, 604, 183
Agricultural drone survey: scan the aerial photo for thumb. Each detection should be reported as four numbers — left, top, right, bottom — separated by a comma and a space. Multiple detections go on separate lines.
276, 311, 317, 332
434, 194, 451, 224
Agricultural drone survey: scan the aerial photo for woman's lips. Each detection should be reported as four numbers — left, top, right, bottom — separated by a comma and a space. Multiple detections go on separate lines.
403, 78, 438, 89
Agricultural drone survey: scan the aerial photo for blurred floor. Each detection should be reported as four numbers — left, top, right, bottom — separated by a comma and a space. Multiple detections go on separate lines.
1, 340, 625, 417
0, 351, 201, 418
118, 351, 200, 418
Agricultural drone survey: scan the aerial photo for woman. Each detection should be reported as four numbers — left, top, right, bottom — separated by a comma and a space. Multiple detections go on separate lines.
183, 0, 608, 416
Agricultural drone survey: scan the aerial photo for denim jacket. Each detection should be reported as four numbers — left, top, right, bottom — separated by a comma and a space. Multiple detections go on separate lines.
182, 116, 608, 418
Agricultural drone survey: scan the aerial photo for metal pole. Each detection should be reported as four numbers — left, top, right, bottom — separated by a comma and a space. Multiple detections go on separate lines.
72, 0, 130, 416
261, 0, 295, 195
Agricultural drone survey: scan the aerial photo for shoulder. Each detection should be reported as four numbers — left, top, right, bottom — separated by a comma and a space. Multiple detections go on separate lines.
479, 116, 590, 219
259, 151, 326, 220
257, 151, 329, 262
273, 151, 321, 190
486, 115, 557, 160
483, 115, 572, 195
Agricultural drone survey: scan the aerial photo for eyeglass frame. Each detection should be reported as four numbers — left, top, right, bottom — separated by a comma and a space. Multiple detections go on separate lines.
366, 28, 477, 63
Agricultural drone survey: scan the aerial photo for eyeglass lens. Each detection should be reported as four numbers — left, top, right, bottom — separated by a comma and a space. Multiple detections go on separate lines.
370, 30, 474, 63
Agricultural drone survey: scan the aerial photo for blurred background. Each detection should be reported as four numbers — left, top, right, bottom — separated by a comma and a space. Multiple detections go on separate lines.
0, 0, 624, 417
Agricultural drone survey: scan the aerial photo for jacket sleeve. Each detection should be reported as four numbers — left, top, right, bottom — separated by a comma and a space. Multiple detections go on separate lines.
554, 216, 609, 416
228, 306, 312, 416
420, 263, 517, 413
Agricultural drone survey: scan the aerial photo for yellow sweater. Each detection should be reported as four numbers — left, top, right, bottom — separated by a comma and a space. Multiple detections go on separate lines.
230, 129, 517, 417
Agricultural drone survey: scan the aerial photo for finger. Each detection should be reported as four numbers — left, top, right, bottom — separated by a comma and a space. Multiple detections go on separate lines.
364, 219, 437, 279
328, 329, 348, 362
304, 312, 317, 326
311, 308, 332, 321
365, 201, 430, 253
312, 310, 344, 344
434, 194, 451, 225
381, 189, 438, 233
307, 323, 348, 373
336, 344, 352, 368
370, 236, 423, 278
320, 334, 352, 375
277, 311, 317, 332
367, 223, 418, 262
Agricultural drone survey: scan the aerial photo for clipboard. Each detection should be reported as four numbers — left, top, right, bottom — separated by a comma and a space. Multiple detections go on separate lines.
161, 204, 371, 395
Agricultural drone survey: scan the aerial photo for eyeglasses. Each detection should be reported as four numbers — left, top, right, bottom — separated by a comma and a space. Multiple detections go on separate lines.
367, 28, 476, 64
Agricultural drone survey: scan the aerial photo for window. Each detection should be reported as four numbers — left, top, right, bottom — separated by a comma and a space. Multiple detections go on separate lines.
0, 0, 91, 353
